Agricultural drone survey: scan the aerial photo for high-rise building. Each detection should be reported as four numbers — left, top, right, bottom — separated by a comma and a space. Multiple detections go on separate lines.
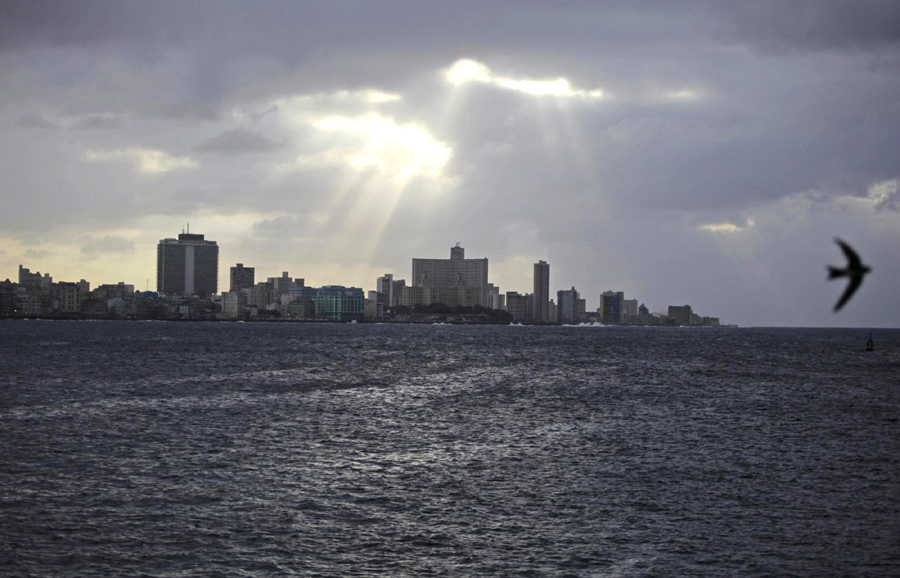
230, 263, 255, 292
506, 291, 526, 322
524, 293, 534, 321
533, 260, 549, 322
600, 290, 625, 325
377, 274, 407, 307
157, 232, 219, 295
412, 244, 490, 307
557, 287, 582, 324
377, 273, 394, 302
623, 298, 638, 321
486, 283, 501, 310
0, 280, 15, 317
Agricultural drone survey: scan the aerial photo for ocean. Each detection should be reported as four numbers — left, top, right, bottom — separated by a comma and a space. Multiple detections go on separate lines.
1, 321, 898, 576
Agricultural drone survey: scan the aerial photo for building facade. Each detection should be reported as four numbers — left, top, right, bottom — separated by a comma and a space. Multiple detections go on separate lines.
377, 273, 407, 307
411, 244, 490, 307
506, 291, 526, 322
221, 291, 248, 319
268, 272, 294, 297
313, 286, 365, 322
157, 232, 219, 296
623, 299, 638, 322
557, 287, 583, 324
668, 305, 693, 326
600, 290, 625, 325
230, 263, 255, 292
486, 283, 502, 310
533, 260, 550, 322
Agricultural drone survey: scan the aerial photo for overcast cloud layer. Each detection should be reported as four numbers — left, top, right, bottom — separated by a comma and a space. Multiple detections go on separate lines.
1, 0, 899, 326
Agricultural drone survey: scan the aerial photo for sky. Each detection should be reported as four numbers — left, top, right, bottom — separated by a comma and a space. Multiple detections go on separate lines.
1, 0, 898, 327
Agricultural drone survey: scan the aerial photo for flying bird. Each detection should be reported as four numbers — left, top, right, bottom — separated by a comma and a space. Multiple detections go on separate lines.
828, 238, 871, 312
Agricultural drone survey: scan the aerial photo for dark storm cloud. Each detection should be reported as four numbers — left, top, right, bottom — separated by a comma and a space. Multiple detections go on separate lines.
711, 0, 900, 52
0, 1, 204, 51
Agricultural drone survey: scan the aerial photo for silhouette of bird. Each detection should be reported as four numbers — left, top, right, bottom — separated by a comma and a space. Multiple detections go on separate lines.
828, 238, 870, 312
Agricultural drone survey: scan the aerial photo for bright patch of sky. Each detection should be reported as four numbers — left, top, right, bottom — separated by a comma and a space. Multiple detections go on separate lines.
446, 59, 604, 99
700, 219, 755, 233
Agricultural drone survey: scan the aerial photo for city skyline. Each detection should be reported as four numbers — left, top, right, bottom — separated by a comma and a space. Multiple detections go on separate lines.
2, 2, 899, 327
5, 236, 722, 325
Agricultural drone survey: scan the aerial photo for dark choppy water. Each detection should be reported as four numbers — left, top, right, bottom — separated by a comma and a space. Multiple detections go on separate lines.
1, 321, 899, 576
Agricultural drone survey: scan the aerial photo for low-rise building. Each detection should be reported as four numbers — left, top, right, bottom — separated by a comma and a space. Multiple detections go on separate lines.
312, 286, 365, 322
668, 305, 693, 326
221, 291, 249, 319
287, 299, 316, 320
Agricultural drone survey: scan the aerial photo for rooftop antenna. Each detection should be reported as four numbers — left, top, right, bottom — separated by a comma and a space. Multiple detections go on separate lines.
182, 224, 185, 234
187, 222, 190, 234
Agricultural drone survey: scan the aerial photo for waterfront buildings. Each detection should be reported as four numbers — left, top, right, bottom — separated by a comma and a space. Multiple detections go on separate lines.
0, 280, 15, 316
92, 283, 132, 301
506, 291, 526, 322
156, 232, 219, 296
221, 291, 248, 319
312, 286, 365, 322
287, 298, 316, 319
486, 283, 502, 310
600, 290, 625, 324
557, 287, 585, 324
268, 272, 296, 297
412, 244, 490, 307
623, 299, 638, 321
247, 282, 274, 309
19, 265, 52, 290
524, 293, 535, 322
668, 305, 693, 326
377, 274, 394, 306
5, 234, 731, 324
376, 274, 406, 307
533, 261, 550, 322
230, 263, 255, 292
55, 282, 83, 313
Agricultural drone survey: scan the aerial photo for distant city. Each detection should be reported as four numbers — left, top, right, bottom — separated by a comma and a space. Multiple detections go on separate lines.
0, 229, 726, 326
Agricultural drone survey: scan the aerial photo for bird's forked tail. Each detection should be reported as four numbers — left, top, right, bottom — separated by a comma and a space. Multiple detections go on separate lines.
828, 266, 846, 279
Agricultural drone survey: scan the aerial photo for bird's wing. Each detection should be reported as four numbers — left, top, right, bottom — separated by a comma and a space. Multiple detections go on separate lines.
834, 273, 864, 312
835, 238, 862, 269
